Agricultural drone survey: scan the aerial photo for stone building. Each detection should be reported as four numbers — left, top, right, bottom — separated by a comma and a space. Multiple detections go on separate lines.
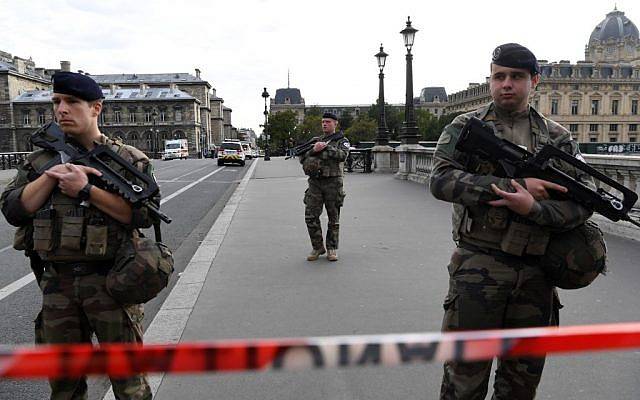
0, 51, 234, 155
445, 8, 640, 144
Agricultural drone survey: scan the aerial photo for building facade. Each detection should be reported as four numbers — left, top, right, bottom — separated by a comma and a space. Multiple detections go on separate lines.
445, 8, 640, 144
0, 51, 234, 156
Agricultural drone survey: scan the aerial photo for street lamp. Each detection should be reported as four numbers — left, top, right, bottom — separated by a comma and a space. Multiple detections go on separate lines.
399, 16, 419, 144
375, 43, 390, 146
152, 110, 159, 159
262, 87, 271, 161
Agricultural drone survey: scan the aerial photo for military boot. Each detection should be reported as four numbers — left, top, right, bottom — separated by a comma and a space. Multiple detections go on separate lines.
327, 249, 338, 261
307, 247, 326, 261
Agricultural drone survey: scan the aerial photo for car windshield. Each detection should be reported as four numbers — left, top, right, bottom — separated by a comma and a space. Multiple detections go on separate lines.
221, 143, 241, 150
166, 143, 180, 149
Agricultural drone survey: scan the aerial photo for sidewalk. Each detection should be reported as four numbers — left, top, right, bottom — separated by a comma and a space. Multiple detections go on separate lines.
149, 157, 456, 399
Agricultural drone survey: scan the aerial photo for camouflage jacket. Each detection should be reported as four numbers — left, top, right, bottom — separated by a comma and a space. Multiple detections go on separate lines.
299, 133, 350, 178
429, 102, 594, 242
1, 134, 158, 231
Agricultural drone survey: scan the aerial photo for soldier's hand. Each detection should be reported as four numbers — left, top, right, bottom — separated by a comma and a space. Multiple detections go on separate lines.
523, 177, 567, 200
313, 142, 327, 152
44, 163, 102, 198
488, 179, 536, 215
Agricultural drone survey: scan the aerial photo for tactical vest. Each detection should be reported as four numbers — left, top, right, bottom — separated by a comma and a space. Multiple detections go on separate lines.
455, 105, 555, 256
23, 140, 136, 262
304, 138, 347, 178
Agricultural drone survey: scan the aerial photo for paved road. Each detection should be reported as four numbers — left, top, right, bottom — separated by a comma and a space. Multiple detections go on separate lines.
0, 158, 254, 399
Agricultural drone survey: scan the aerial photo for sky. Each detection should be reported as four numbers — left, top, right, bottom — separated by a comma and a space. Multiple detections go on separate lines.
1, 0, 638, 136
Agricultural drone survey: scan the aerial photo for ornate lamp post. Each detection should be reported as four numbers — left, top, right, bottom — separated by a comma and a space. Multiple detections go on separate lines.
262, 87, 271, 161
152, 110, 159, 158
375, 44, 389, 146
399, 16, 419, 145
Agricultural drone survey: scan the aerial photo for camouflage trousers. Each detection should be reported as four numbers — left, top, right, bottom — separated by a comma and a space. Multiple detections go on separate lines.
304, 177, 345, 250
39, 267, 151, 400
440, 245, 555, 400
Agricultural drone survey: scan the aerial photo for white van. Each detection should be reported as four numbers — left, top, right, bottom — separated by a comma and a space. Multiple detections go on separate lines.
162, 139, 189, 160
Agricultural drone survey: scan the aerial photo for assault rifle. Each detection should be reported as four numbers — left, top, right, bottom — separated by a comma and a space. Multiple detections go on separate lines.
456, 116, 640, 227
285, 132, 344, 160
30, 122, 172, 224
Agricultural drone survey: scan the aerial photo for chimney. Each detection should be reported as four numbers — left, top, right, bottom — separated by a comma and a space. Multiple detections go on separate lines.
60, 61, 71, 72
195, 68, 201, 79
169, 83, 177, 93
110, 84, 118, 95
140, 83, 148, 93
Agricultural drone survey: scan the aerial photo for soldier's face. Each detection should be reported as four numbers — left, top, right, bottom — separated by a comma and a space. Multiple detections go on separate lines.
322, 118, 337, 134
489, 64, 539, 112
52, 93, 101, 136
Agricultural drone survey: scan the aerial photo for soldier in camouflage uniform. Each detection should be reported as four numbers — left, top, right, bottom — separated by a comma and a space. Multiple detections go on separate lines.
299, 112, 350, 261
0, 72, 155, 400
429, 44, 595, 399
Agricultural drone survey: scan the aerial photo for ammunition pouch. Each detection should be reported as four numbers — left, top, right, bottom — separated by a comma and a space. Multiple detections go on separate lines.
541, 220, 607, 289
302, 157, 322, 177
106, 231, 174, 304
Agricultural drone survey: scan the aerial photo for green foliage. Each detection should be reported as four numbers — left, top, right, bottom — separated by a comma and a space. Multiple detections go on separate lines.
367, 103, 404, 139
338, 111, 354, 131
267, 110, 298, 152
295, 114, 323, 143
415, 109, 440, 141
344, 116, 377, 145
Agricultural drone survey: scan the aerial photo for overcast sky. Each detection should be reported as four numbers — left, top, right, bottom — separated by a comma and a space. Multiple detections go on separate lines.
1, 0, 638, 135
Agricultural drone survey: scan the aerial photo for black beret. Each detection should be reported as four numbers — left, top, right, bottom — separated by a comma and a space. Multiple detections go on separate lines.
52, 71, 104, 101
491, 43, 540, 76
322, 112, 338, 121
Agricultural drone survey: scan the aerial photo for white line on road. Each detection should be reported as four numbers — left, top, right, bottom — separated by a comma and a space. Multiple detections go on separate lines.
0, 274, 35, 302
168, 164, 213, 182
0, 165, 227, 303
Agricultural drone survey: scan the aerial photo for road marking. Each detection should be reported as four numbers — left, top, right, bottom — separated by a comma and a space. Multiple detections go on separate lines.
0, 274, 35, 302
0, 165, 226, 303
160, 167, 225, 205
168, 164, 214, 182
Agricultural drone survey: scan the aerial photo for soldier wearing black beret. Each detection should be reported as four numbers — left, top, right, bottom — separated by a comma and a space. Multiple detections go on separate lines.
299, 112, 350, 262
432, 43, 595, 399
0, 70, 156, 398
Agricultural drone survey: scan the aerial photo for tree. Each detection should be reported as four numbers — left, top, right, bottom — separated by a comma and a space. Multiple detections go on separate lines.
338, 111, 354, 131
367, 103, 404, 140
344, 116, 377, 145
267, 110, 298, 155
305, 106, 322, 117
415, 108, 440, 141
295, 114, 323, 143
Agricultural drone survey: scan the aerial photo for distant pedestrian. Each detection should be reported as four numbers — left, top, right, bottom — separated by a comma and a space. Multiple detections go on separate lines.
299, 112, 350, 261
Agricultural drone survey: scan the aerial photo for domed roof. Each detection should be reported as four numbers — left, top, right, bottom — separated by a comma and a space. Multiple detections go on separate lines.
589, 9, 639, 43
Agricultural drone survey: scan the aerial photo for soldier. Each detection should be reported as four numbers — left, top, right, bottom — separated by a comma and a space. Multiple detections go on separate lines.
0, 71, 155, 399
299, 112, 350, 262
430, 43, 594, 399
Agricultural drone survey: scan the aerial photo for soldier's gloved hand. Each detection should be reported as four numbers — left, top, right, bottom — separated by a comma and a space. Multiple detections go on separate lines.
488, 179, 536, 216
313, 142, 327, 153
44, 163, 102, 198
523, 177, 567, 200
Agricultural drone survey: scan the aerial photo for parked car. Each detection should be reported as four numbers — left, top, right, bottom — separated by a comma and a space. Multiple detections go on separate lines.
241, 142, 252, 159
217, 141, 246, 166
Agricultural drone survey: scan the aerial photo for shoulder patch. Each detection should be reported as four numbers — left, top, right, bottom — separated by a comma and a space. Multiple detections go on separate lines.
341, 140, 351, 149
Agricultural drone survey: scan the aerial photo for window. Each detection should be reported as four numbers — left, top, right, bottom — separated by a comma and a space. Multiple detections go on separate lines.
589, 124, 599, 132
630, 137, 637, 143
551, 84, 558, 90
613, 84, 619, 90
99, 113, 105, 125
632, 100, 638, 115
23, 112, 30, 125
160, 111, 166, 122
569, 124, 578, 132
611, 100, 619, 115
175, 109, 182, 122
145, 112, 151, 123
550, 99, 558, 115
589, 137, 597, 142
571, 100, 579, 115
629, 124, 638, 132
572, 84, 579, 90
38, 111, 46, 124
609, 137, 617, 142
592, 85, 599, 90
591, 99, 599, 115
609, 124, 618, 132
114, 110, 121, 123
129, 112, 136, 123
